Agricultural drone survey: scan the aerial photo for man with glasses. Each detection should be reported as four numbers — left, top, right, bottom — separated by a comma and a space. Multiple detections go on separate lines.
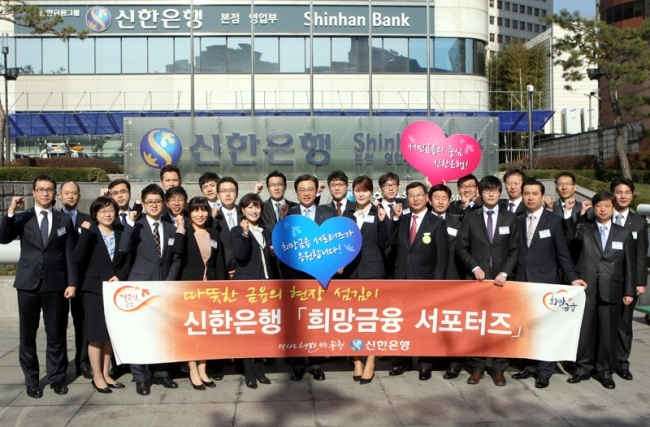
106, 179, 136, 227
0, 175, 77, 398
389, 182, 449, 379
128, 184, 181, 395
212, 177, 240, 279
457, 175, 520, 386
260, 170, 297, 232
551, 172, 583, 221
498, 169, 527, 216
327, 170, 354, 216
378, 172, 408, 279
449, 174, 482, 217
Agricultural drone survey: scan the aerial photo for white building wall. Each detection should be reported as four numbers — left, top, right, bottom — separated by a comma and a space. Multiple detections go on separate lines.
488, 0, 552, 52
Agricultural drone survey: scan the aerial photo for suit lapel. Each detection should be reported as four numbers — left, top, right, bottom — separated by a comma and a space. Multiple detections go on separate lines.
604, 225, 618, 254
528, 211, 547, 248
590, 222, 604, 254
474, 209, 491, 244
45, 210, 61, 249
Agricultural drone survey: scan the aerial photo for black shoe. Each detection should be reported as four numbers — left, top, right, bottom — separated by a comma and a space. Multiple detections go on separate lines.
50, 382, 68, 395
210, 371, 224, 381
443, 369, 460, 380
616, 369, 633, 381
600, 372, 615, 389
291, 368, 305, 381
566, 373, 590, 384
26, 385, 42, 399
92, 380, 112, 394
258, 376, 271, 385
310, 368, 326, 381
359, 374, 374, 385
418, 369, 432, 381
153, 376, 178, 389
135, 382, 150, 395
353, 375, 361, 382
535, 377, 550, 389
107, 382, 125, 389
202, 380, 216, 388
388, 365, 410, 376
110, 365, 126, 378
77, 365, 94, 379
512, 370, 534, 380
191, 380, 206, 391
246, 380, 258, 389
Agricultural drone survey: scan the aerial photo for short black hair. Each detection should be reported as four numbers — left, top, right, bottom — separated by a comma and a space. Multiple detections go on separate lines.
238, 193, 264, 212
188, 197, 210, 213
522, 178, 545, 194
503, 169, 527, 183
165, 186, 188, 202
592, 191, 616, 207
327, 170, 349, 185
428, 184, 452, 199
60, 181, 80, 192
198, 172, 220, 189
141, 183, 165, 201
108, 178, 131, 192
294, 174, 318, 191
218, 176, 239, 193
457, 174, 478, 188
378, 172, 400, 187
478, 176, 502, 194
160, 165, 181, 181
32, 174, 56, 190
266, 170, 287, 187
90, 196, 118, 223
610, 177, 635, 193
405, 182, 427, 195
555, 171, 576, 185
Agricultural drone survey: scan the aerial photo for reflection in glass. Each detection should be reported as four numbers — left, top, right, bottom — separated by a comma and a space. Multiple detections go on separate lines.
174, 37, 200, 73
200, 37, 226, 73
69, 38, 94, 74
43, 38, 68, 74
122, 38, 147, 73
332, 37, 368, 73
382, 38, 408, 73
310, 38, 330, 72
254, 37, 278, 72
475, 41, 486, 76
16, 38, 42, 74
227, 37, 252, 73
96, 38, 120, 74
434, 38, 459, 73
6, 38, 14, 69
371, 38, 382, 72
465, 39, 474, 74
148, 37, 173, 73
408, 38, 427, 72
280, 38, 305, 72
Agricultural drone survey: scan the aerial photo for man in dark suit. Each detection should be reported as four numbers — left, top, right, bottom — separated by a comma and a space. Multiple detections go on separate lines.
510, 179, 587, 388
610, 178, 648, 381
58, 181, 93, 380
498, 169, 526, 216
285, 174, 334, 382
378, 172, 408, 278
564, 191, 636, 389
448, 174, 482, 217
199, 171, 222, 209
128, 184, 181, 395
212, 177, 240, 276
162, 186, 188, 227
260, 170, 297, 232
388, 182, 450, 379
327, 170, 353, 216
550, 172, 583, 222
0, 175, 77, 398
457, 175, 520, 386
107, 179, 136, 227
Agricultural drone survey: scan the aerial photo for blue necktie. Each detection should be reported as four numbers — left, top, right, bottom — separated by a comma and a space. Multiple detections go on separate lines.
40, 211, 49, 248
120, 213, 127, 226
600, 225, 608, 251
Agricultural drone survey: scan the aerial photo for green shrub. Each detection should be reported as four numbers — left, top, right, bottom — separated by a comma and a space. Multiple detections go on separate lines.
10, 157, 121, 174
604, 152, 650, 170
500, 155, 598, 171
0, 167, 109, 182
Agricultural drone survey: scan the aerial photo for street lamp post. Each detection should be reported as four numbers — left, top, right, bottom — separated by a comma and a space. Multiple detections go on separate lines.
1, 33, 18, 165
527, 84, 534, 171
587, 90, 597, 131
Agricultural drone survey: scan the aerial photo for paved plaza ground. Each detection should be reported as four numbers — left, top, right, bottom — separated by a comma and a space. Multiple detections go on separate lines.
1, 315, 650, 427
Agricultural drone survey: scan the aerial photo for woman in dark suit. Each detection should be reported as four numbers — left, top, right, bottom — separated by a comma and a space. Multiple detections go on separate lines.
342, 176, 390, 384
71, 196, 132, 394
231, 193, 275, 389
172, 197, 227, 390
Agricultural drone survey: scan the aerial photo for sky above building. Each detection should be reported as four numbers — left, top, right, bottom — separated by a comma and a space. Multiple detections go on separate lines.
555, 0, 597, 17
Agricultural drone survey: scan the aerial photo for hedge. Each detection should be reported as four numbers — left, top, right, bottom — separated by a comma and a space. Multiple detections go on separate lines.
604, 152, 650, 170
10, 157, 121, 174
499, 155, 598, 171
0, 167, 109, 182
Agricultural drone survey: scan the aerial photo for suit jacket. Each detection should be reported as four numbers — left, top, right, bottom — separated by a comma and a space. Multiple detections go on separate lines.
456, 208, 520, 279
327, 199, 357, 216
260, 198, 298, 232
341, 204, 391, 279
127, 217, 180, 281
172, 226, 226, 281
621, 211, 648, 287
514, 209, 578, 284
443, 213, 466, 280
71, 223, 132, 294
448, 199, 481, 217
498, 199, 526, 217
564, 218, 636, 302
209, 207, 240, 272
393, 210, 450, 280
379, 197, 408, 278
231, 226, 277, 280
161, 212, 189, 228
0, 208, 77, 291
553, 199, 583, 222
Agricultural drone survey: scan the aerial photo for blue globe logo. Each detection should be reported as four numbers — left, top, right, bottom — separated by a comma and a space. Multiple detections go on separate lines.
86, 6, 111, 32
140, 128, 182, 169
350, 339, 364, 352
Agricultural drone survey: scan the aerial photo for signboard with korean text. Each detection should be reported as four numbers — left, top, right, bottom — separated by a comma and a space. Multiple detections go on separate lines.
123, 116, 499, 183
104, 280, 586, 364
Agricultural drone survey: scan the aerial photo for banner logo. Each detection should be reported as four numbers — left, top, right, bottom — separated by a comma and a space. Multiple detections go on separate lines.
350, 339, 364, 352
113, 285, 160, 312
543, 289, 579, 312
140, 128, 182, 169
86, 6, 112, 32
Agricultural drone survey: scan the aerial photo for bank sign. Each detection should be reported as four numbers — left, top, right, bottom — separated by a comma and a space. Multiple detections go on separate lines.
19, 4, 434, 35
123, 117, 498, 183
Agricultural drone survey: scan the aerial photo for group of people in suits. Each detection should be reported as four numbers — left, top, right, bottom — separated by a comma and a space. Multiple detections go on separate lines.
1, 166, 646, 399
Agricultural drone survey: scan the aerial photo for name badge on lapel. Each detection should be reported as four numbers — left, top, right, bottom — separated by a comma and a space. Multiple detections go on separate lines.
363, 216, 375, 224
422, 232, 431, 244
57, 227, 66, 237
498, 226, 510, 235
539, 229, 551, 239
447, 227, 458, 237
77, 227, 82, 235
210, 239, 219, 249
633, 231, 638, 239
612, 241, 623, 250
168, 238, 175, 246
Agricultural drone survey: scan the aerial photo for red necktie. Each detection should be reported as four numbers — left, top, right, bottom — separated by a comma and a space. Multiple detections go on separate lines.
409, 215, 418, 246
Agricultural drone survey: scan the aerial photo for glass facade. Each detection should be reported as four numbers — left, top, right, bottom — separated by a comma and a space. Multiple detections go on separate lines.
15, 36, 487, 77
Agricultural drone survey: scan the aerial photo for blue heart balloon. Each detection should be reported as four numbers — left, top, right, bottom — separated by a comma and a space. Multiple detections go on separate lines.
272, 215, 362, 289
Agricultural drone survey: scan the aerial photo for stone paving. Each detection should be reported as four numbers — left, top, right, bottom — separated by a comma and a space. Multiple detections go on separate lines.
1, 315, 650, 426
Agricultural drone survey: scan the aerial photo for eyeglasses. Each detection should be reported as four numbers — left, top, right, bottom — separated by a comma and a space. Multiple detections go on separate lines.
407, 193, 427, 200
382, 183, 398, 189
110, 189, 129, 196
143, 199, 163, 206
459, 184, 477, 190
298, 188, 316, 194
482, 189, 500, 195
556, 182, 574, 188
34, 188, 55, 194
97, 209, 115, 216
218, 189, 236, 194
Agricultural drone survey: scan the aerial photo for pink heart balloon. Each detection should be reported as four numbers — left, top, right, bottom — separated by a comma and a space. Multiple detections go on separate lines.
400, 121, 482, 185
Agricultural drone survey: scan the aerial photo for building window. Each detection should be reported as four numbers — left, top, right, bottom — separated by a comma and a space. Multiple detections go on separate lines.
505, 2, 510, 11
505, 36, 511, 44
95, 38, 120, 74
490, 33, 495, 42
497, 34, 503, 43
535, 8, 540, 17
498, 1, 503, 9
489, 0, 495, 7
541, 10, 547, 18
16, 38, 42, 74
527, 23, 533, 31
527, 6, 532, 15
534, 24, 540, 33
122, 38, 147, 73
148, 37, 173, 73
434, 38, 459, 73
490, 16, 495, 24
497, 17, 503, 26
280, 38, 306, 72
512, 3, 518, 11
505, 19, 510, 28
513, 19, 518, 28
542, 25, 547, 32
520, 5, 525, 13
